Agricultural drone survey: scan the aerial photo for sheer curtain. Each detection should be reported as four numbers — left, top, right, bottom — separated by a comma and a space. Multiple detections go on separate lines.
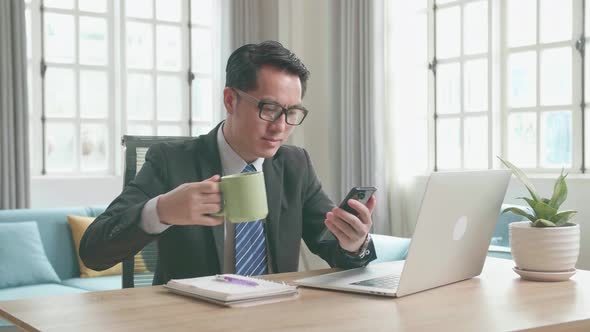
0, 0, 30, 209
230, 0, 280, 47
231, 0, 262, 46
383, 0, 430, 237
336, 0, 390, 235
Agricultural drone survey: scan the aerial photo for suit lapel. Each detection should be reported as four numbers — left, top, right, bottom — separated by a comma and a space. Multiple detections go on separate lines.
196, 123, 225, 272
263, 153, 284, 272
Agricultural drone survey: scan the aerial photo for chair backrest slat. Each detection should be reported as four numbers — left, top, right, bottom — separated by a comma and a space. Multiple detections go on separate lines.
121, 135, 192, 288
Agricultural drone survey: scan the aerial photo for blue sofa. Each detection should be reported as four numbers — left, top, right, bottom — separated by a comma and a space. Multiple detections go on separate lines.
487, 204, 530, 260
0, 206, 120, 328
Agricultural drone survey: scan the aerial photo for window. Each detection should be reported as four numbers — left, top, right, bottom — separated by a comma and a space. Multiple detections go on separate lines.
124, 0, 186, 137
41, 0, 113, 174
24, 0, 41, 175
435, 0, 490, 169
428, 0, 585, 172
25, 0, 222, 176
585, 0, 590, 169
190, 0, 220, 136
504, 0, 577, 170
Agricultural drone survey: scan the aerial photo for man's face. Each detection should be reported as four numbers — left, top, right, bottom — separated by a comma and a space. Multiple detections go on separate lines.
224, 65, 303, 162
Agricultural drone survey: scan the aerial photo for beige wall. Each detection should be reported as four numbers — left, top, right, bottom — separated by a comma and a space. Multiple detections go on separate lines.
31, 176, 122, 208
277, 0, 340, 200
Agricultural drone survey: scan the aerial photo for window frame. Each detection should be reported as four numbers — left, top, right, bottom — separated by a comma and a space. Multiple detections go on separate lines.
433, 0, 493, 170
500, 0, 583, 173
189, 0, 223, 136
429, 0, 586, 174
25, 0, 43, 176
26, 0, 222, 177
40, 0, 116, 176
122, 0, 190, 138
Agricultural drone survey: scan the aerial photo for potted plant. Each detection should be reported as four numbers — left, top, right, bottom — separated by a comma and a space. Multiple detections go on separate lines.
499, 157, 580, 281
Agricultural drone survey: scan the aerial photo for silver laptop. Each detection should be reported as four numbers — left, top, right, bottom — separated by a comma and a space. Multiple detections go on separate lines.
295, 170, 511, 297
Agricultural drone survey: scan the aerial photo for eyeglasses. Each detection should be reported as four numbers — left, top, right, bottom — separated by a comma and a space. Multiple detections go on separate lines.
232, 88, 309, 126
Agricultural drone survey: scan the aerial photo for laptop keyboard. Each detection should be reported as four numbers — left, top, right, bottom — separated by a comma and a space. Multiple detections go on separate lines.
351, 274, 400, 290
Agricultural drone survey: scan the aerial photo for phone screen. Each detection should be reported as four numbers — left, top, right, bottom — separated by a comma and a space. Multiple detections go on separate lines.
318, 187, 377, 242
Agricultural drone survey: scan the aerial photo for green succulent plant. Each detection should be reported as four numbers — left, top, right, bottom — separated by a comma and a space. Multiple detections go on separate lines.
498, 156, 577, 227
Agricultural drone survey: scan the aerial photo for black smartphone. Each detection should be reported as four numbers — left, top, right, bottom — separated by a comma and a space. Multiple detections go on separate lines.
318, 186, 377, 242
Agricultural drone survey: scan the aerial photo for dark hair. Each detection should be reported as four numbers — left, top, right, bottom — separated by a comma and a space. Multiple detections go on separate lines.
225, 41, 310, 97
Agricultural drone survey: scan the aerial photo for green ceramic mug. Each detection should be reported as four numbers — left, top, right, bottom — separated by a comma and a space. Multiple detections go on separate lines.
211, 171, 268, 223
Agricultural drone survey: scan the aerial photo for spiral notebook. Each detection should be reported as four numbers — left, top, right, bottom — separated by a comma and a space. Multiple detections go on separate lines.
165, 274, 299, 307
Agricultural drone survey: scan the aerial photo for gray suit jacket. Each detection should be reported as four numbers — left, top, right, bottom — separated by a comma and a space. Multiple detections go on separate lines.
80, 123, 376, 285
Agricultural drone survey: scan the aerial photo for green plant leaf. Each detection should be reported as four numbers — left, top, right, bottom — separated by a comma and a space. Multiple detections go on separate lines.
497, 156, 541, 202
548, 169, 568, 209
517, 197, 557, 220
530, 199, 558, 220
563, 222, 577, 227
532, 219, 557, 227
502, 207, 536, 222
551, 210, 577, 226
517, 197, 537, 209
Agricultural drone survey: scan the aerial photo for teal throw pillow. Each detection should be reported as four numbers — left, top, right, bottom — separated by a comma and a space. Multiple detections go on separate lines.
0, 222, 60, 288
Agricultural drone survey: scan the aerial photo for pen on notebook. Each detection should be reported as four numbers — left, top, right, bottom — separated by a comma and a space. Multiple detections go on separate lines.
215, 275, 258, 287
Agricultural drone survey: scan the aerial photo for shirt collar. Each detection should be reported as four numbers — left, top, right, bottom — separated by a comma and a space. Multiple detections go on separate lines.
216, 122, 265, 175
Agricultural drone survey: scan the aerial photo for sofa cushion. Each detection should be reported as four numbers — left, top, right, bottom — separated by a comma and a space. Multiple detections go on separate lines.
298, 235, 411, 271
67, 215, 122, 278
61, 275, 122, 291
491, 204, 533, 248
0, 207, 106, 280
371, 234, 411, 264
0, 222, 60, 288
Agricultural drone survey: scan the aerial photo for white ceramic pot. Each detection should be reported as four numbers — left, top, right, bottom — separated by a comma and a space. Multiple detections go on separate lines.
509, 221, 580, 272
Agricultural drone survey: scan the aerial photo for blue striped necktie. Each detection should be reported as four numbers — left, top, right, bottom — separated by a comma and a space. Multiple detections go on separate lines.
234, 164, 268, 276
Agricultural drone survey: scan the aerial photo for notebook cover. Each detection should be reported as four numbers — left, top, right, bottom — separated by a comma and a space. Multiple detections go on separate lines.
165, 274, 298, 302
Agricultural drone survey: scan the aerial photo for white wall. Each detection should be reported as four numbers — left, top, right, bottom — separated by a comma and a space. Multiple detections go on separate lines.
31, 176, 122, 208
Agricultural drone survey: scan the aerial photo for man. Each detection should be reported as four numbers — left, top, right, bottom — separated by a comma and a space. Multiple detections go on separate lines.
80, 41, 377, 285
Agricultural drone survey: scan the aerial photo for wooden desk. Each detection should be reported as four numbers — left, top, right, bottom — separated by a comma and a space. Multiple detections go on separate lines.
1, 257, 590, 331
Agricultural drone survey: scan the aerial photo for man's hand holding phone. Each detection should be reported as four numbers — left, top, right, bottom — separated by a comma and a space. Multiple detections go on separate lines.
324, 191, 376, 253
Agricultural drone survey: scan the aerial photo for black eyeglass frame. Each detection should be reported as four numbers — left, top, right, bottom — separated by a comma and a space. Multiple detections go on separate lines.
232, 88, 309, 126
